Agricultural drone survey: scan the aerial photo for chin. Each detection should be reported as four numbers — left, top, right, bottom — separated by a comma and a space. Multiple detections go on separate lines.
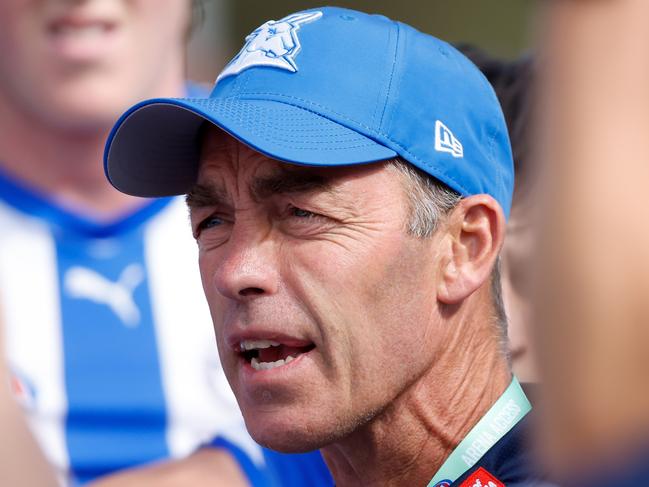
249, 422, 328, 453
35, 81, 138, 131
242, 404, 356, 453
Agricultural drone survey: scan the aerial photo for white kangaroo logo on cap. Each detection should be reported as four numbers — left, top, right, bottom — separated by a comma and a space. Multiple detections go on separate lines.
64, 264, 144, 327
216, 11, 322, 83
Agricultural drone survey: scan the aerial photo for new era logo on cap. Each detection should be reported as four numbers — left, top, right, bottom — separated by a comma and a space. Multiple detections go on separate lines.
459, 467, 505, 487
435, 120, 463, 158
216, 11, 323, 83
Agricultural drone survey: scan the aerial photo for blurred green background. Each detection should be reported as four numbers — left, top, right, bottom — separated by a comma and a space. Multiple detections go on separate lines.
188, 0, 538, 82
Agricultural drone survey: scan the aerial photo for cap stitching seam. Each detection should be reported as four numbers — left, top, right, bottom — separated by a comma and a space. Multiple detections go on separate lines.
232, 92, 387, 136
378, 22, 400, 130
198, 94, 472, 195
487, 113, 498, 171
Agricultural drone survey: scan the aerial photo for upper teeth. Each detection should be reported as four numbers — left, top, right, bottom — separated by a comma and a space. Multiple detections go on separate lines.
240, 339, 280, 351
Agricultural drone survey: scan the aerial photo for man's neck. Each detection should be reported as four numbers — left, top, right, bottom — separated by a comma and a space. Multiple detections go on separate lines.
0, 122, 139, 219
321, 307, 512, 487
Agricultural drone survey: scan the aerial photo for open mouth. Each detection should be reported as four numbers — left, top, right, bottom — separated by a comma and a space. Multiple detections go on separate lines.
239, 340, 315, 371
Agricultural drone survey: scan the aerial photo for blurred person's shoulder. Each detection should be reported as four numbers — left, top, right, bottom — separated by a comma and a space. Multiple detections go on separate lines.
565, 450, 649, 487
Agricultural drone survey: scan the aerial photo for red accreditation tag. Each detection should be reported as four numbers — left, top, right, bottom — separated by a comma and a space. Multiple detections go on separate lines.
459, 467, 505, 487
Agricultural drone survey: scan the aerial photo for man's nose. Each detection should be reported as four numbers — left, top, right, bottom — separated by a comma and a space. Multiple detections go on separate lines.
210, 227, 279, 301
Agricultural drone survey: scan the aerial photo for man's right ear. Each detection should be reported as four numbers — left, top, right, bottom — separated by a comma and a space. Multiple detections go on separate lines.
436, 195, 506, 304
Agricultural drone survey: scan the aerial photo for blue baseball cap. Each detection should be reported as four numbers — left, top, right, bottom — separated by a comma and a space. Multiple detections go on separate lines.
104, 6, 514, 217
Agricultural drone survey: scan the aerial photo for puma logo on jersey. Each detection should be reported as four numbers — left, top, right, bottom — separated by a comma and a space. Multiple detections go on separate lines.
64, 264, 144, 327
216, 11, 322, 83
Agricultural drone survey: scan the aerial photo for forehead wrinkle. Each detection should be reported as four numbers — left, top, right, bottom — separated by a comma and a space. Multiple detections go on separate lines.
186, 182, 229, 209
197, 126, 346, 205
195, 126, 260, 207
251, 167, 336, 202
200, 127, 243, 175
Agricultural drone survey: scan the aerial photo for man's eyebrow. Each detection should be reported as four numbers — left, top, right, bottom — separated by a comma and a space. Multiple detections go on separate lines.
185, 169, 336, 208
185, 183, 228, 209
251, 169, 334, 200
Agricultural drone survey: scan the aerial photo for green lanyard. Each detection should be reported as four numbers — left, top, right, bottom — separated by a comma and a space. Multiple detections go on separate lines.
428, 376, 531, 486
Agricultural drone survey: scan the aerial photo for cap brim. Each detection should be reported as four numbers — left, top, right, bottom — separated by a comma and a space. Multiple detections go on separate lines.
105, 97, 397, 197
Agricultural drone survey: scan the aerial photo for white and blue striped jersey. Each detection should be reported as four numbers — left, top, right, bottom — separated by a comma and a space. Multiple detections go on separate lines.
0, 170, 262, 485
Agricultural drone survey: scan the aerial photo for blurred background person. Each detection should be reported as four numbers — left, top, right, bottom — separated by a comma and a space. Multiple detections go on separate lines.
0, 0, 330, 485
535, 0, 649, 485
0, 308, 58, 487
460, 45, 538, 383
0, 0, 541, 484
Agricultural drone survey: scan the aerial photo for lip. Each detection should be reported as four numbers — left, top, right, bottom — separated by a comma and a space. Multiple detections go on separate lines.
45, 13, 121, 63
227, 330, 314, 351
226, 328, 317, 383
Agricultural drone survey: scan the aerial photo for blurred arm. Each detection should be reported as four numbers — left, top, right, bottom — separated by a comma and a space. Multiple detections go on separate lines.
88, 448, 249, 487
0, 312, 58, 487
536, 0, 649, 476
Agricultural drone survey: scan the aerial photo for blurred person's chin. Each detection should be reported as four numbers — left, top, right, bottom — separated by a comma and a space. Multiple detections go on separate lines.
0, 0, 188, 133
11, 71, 170, 133
9, 80, 136, 133
0, 45, 183, 133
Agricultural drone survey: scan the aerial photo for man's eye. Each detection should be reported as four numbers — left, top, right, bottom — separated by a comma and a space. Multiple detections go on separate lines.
291, 206, 318, 218
197, 215, 223, 231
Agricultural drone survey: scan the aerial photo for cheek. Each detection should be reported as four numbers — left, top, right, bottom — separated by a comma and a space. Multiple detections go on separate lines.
94, 0, 188, 98
198, 250, 232, 341
0, 16, 62, 122
199, 256, 229, 358
130, 0, 189, 42
286, 235, 437, 369
286, 237, 440, 419
0, 8, 36, 80
198, 251, 218, 303
290, 233, 432, 312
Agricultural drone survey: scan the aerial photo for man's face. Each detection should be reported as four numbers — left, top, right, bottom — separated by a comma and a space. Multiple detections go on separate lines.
0, 0, 190, 130
190, 130, 446, 451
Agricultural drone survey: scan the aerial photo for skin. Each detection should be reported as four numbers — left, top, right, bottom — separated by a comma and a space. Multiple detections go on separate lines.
190, 127, 512, 486
0, 310, 58, 487
502, 198, 538, 382
0, 0, 188, 217
537, 0, 649, 477
0, 1, 248, 485
89, 449, 247, 487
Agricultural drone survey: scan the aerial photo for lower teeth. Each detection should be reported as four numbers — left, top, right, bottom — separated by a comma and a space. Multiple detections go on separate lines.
251, 355, 295, 371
